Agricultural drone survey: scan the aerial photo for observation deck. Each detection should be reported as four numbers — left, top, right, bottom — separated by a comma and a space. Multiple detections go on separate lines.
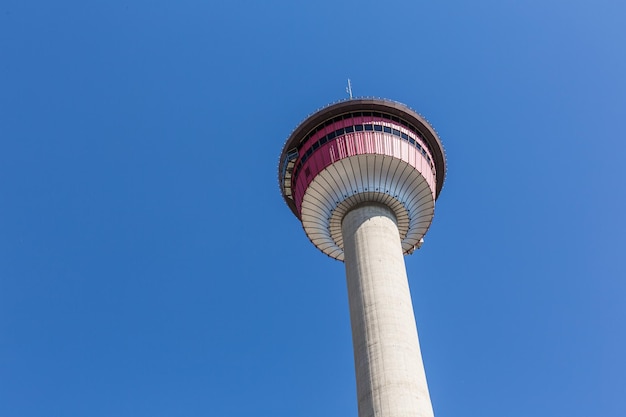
279, 98, 446, 260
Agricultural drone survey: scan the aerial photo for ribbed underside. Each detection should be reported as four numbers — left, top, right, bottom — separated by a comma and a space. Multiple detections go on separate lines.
300, 154, 435, 261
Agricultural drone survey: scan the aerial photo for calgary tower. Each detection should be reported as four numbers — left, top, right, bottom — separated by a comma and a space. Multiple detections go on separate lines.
278, 98, 446, 417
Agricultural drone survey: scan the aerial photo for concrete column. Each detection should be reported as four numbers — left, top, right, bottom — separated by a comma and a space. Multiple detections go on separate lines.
342, 204, 434, 417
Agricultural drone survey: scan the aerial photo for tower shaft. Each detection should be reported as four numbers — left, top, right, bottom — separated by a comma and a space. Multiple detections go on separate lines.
342, 204, 434, 417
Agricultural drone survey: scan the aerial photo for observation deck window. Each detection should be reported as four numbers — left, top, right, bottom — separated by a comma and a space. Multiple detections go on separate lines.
290, 111, 439, 186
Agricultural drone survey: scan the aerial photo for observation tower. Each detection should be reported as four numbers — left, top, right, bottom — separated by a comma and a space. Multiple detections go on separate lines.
278, 98, 446, 417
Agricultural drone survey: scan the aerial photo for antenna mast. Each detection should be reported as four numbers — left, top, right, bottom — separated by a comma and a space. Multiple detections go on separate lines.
346, 79, 353, 99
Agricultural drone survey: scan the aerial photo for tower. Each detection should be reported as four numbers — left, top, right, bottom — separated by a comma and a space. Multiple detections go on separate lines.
278, 98, 446, 417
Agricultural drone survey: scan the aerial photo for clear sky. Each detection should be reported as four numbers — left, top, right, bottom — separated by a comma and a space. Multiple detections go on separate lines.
1, 1, 625, 416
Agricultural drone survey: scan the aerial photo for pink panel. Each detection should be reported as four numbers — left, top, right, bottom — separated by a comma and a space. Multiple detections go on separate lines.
320, 147, 330, 166
355, 133, 364, 154
401, 141, 409, 163
347, 135, 356, 157
309, 153, 318, 177
338, 138, 346, 159
385, 135, 393, 156
293, 130, 437, 214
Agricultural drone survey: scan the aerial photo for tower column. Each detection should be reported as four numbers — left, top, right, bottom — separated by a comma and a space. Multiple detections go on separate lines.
342, 204, 434, 417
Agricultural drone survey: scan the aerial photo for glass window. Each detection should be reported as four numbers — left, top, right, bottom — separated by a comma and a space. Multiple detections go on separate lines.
391, 116, 399, 122
363, 111, 372, 117
364, 124, 373, 131
374, 125, 383, 132
346, 126, 354, 133
320, 137, 328, 145
312, 142, 320, 150
355, 125, 364, 131
401, 133, 408, 140
383, 126, 391, 133
328, 131, 336, 139
409, 138, 415, 145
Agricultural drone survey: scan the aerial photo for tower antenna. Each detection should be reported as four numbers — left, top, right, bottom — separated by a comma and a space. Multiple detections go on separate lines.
346, 79, 353, 99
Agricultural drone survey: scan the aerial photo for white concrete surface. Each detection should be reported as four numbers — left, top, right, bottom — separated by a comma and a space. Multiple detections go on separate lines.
342, 204, 434, 417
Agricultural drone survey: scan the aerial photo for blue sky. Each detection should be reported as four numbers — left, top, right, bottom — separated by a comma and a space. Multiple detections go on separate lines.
1, 1, 625, 416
